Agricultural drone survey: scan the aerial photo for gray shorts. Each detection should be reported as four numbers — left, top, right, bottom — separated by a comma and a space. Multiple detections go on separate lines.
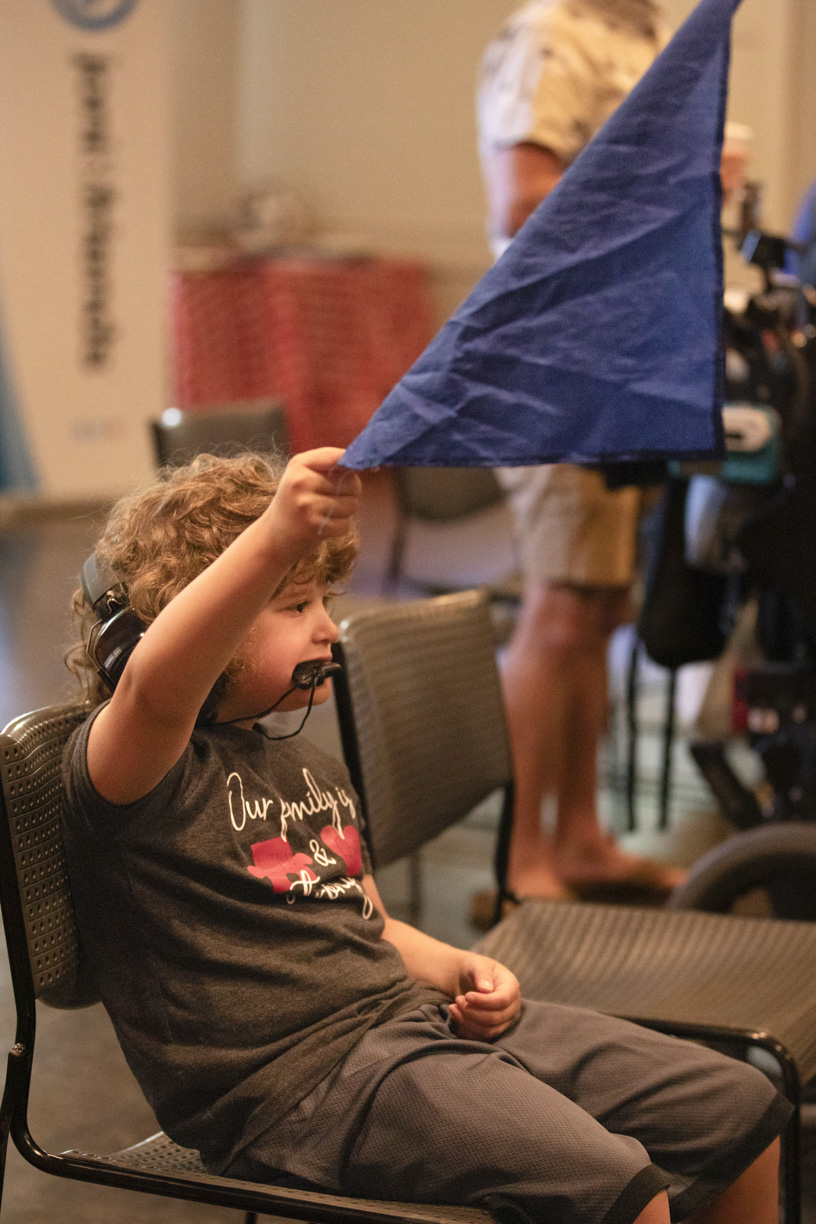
227, 1000, 789, 1224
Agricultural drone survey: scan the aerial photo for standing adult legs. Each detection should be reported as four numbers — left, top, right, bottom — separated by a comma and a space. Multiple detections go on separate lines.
501, 579, 685, 898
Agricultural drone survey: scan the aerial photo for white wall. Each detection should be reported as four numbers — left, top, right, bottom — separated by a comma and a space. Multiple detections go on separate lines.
724, 0, 816, 231
235, 0, 517, 318
660, 0, 816, 230
169, 0, 240, 239
237, 0, 514, 251
200, 0, 815, 321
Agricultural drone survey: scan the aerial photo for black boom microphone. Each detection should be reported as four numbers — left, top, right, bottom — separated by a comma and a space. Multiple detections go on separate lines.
290, 660, 343, 689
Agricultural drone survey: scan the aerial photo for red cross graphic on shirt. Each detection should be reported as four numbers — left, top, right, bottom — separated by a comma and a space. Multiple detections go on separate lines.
247, 836, 317, 892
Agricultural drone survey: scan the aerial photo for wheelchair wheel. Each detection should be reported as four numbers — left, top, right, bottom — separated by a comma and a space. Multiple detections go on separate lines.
667, 822, 816, 920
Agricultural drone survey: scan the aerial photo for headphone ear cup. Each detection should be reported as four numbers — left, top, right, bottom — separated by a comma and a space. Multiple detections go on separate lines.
88, 607, 145, 690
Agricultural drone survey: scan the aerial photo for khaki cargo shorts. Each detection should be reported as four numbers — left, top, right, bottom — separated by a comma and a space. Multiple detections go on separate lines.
497, 462, 642, 587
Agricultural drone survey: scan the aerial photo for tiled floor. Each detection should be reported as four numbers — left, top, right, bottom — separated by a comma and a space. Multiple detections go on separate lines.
0, 472, 809, 1222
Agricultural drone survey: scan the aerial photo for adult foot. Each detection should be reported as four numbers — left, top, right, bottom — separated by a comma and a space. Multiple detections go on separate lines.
508, 865, 574, 900
556, 835, 686, 894
507, 840, 575, 900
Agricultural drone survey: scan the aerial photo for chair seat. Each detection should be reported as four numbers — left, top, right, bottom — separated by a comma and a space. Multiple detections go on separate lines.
475, 900, 816, 1083
63, 1131, 494, 1224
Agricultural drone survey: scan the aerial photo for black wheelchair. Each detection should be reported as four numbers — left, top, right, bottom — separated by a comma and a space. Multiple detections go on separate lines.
633, 229, 816, 920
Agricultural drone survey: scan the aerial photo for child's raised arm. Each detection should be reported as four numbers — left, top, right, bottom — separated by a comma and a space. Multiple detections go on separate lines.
86, 448, 361, 806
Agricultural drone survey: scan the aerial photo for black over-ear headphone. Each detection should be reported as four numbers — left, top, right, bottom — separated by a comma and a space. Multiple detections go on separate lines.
80, 554, 225, 720
80, 555, 343, 730
81, 554, 146, 692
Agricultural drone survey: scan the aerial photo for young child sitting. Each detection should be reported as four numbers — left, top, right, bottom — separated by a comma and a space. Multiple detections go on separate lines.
62, 447, 790, 1224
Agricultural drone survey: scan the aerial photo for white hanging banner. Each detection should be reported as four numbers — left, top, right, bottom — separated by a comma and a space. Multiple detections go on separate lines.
0, 0, 169, 498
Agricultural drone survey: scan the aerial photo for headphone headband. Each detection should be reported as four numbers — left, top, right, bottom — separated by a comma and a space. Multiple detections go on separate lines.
81, 553, 128, 618
81, 552, 144, 691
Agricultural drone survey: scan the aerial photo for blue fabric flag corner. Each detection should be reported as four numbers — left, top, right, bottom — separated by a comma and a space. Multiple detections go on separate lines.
342, 0, 741, 471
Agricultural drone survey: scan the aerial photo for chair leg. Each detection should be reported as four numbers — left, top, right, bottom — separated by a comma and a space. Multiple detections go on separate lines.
385, 514, 408, 594
625, 635, 640, 832
493, 783, 516, 924
243, 1212, 259, 1224
757, 1038, 801, 1224
0, 1105, 10, 1214
0, 1043, 28, 1215
780, 1103, 801, 1224
658, 668, 677, 831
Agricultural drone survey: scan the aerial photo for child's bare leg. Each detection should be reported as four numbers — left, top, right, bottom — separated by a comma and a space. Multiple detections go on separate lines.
633, 1191, 670, 1224
626, 1141, 779, 1224
686, 1139, 780, 1224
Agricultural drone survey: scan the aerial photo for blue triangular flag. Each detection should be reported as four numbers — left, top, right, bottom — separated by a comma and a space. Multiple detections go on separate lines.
342, 0, 740, 470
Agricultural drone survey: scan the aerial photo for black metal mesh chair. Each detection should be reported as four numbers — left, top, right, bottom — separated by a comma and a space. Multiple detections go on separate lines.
150, 398, 290, 468
0, 702, 491, 1224
333, 590, 816, 1224
333, 589, 517, 929
386, 467, 521, 600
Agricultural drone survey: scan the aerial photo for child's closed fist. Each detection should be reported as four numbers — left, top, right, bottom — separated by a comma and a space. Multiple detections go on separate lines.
448, 954, 521, 1041
269, 449, 361, 555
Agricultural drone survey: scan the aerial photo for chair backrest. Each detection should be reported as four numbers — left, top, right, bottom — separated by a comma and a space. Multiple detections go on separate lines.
386, 467, 518, 597
393, 467, 505, 523
0, 702, 98, 1011
333, 591, 514, 877
150, 398, 289, 468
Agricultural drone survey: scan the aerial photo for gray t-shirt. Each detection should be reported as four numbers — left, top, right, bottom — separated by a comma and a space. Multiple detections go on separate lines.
62, 708, 443, 1171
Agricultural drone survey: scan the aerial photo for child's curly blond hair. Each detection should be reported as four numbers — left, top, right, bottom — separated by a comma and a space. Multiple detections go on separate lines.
66, 451, 358, 711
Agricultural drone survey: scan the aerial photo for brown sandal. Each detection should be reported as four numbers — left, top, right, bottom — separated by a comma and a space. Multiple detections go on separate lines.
565, 858, 686, 905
